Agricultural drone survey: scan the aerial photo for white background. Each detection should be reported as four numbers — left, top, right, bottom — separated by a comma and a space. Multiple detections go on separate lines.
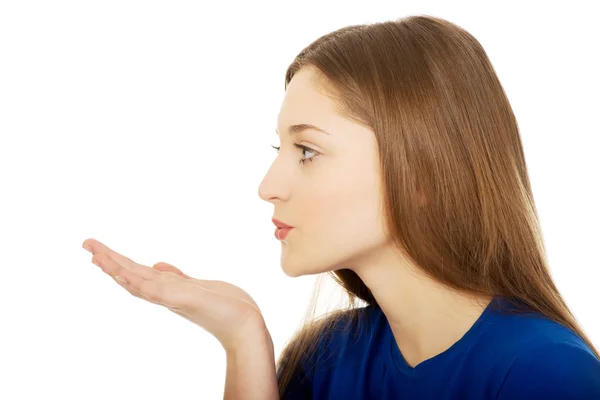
1, 1, 598, 398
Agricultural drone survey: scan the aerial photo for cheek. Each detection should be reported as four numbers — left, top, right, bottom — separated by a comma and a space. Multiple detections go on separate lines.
279, 163, 385, 276
308, 173, 384, 247
282, 189, 383, 277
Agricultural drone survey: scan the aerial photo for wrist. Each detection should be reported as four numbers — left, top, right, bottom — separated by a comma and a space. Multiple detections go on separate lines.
224, 316, 274, 355
223, 319, 278, 400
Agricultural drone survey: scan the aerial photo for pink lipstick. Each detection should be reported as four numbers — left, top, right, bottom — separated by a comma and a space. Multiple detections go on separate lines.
272, 218, 294, 240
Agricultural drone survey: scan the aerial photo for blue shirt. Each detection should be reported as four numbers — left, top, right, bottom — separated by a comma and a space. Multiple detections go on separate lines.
282, 296, 600, 399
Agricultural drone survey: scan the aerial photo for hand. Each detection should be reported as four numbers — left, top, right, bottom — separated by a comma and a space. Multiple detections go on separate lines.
82, 238, 268, 352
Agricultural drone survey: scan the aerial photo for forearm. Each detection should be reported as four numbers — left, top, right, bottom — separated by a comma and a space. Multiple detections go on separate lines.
223, 324, 279, 400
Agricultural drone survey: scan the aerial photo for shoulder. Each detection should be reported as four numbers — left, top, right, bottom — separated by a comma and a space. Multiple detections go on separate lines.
314, 304, 381, 351
495, 341, 600, 399
279, 305, 379, 399
484, 299, 594, 357
282, 305, 378, 369
479, 300, 600, 398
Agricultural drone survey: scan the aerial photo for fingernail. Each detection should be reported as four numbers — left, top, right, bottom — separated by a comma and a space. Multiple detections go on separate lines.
83, 243, 92, 252
115, 276, 128, 284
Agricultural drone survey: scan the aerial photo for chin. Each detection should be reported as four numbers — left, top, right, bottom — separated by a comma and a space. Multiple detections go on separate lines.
280, 261, 308, 278
282, 269, 303, 278
280, 259, 334, 278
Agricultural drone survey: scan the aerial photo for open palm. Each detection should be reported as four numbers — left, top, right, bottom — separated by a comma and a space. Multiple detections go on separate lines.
82, 238, 266, 351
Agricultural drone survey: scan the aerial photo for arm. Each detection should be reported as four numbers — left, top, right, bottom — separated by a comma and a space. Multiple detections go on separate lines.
223, 320, 279, 400
495, 343, 600, 399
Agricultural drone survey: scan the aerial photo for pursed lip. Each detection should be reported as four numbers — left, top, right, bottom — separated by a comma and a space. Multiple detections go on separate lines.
272, 218, 293, 229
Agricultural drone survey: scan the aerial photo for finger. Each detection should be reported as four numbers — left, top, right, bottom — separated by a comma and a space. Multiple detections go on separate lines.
112, 276, 142, 297
151, 265, 252, 308
91, 252, 154, 282
92, 255, 142, 298
93, 254, 182, 309
84, 239, 157, 279
136, 275, 262, 315
153, 262, 192, 279
126, 271, 221, 313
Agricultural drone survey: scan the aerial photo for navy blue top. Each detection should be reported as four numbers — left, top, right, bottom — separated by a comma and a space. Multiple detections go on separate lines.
281, 296, 600, 399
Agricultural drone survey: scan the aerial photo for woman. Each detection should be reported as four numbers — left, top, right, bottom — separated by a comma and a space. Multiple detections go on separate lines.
82, 15, 600, 399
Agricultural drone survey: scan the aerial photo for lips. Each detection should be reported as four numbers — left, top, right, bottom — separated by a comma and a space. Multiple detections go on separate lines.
272, 218, 293, 229
272, 218, 293, 241
274, 226, 293, 240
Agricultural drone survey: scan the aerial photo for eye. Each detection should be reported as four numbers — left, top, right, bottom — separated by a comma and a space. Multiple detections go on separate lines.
271, 143, 319, 165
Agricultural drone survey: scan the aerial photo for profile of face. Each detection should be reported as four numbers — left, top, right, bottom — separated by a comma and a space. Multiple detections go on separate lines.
258, 66, 391, 277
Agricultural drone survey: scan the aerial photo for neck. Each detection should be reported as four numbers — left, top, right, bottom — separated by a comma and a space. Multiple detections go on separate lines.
352, 247, 493, 367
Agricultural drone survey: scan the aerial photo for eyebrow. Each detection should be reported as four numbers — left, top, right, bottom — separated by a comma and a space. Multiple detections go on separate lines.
275, 123, 331, 136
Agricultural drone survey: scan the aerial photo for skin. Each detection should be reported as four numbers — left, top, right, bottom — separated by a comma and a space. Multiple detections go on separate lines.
82, 65, 491, 371
81, 240, 269, 353
81, 240, 280, 398
258, 66, 492, 368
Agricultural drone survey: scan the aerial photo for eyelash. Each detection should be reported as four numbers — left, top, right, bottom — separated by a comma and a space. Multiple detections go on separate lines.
271, 143, 319, 165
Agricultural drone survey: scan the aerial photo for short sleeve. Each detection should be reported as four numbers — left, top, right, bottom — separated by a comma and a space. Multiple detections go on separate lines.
496, 343, 600, 400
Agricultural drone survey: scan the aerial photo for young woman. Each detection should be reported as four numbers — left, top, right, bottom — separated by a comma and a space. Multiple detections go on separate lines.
83, 15, 600, 399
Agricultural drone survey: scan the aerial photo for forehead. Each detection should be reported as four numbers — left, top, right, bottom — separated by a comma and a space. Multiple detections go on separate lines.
277, 68, 338, 131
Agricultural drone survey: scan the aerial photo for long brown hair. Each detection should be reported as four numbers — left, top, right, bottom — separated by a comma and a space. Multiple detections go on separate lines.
275, 14, 599, 397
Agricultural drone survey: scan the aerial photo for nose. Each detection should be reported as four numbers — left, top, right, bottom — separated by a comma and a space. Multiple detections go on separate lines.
258, 160, 291, 204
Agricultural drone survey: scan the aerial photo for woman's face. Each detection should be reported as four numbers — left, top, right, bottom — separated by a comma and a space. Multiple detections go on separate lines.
258, 66, 391, 277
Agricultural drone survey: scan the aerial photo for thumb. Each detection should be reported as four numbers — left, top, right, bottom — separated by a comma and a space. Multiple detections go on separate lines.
153, 262, 191, 279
